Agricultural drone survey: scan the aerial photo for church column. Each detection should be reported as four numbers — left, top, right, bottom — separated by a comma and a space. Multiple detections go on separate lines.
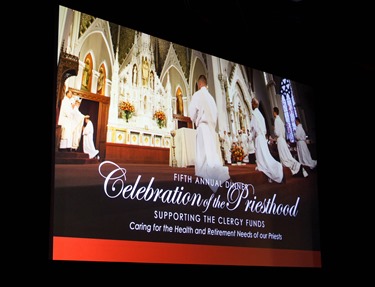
229, 102, 235, 136
218, 71, 231, 134
108, 26, 121, 125
265, 73, 284, 122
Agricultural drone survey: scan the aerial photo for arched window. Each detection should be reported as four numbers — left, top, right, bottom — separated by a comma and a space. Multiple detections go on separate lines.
97, 64, 106, 95
280, 78, 297, 142
132, 64, 138, 86
81, 54, 93, 92
176, 87, 183, 115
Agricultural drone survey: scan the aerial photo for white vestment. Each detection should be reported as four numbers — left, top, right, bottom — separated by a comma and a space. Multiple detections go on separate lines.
58, 95, 75, 149
274, 115, 301, 175
188, 86, 230, 192
247, 133, 255, 155
249, 108, 283, 183
83, 120, 99, 159
71, 105, 85, 150
223, 133, 232, 163
231, 134, 238, 145
239, 132, 249, 154
294, 123, 317, 169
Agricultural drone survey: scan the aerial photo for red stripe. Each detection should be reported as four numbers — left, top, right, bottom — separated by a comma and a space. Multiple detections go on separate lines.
53, 236, 321, 267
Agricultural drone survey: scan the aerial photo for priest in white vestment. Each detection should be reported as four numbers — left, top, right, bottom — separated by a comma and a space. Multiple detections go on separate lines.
273, 107, 308, 177
71, 99, 86, 151
223, 130, 232, 164
58, 89, 76, 150
239, 127, 249, 163
294, 117, 317, 169
82, 117, 99, 159
249, 98, 284, 183
188, 75, 230, 192
246, 128, 256, 164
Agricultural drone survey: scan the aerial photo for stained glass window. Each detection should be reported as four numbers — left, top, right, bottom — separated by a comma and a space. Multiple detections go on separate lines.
280, 79, 297, 142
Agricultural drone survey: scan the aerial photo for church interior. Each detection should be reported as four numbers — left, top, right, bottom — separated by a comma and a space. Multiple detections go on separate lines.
55, 4, 318, 166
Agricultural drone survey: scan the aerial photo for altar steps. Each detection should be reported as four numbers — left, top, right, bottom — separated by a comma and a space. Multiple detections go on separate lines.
55, 151, 99, 164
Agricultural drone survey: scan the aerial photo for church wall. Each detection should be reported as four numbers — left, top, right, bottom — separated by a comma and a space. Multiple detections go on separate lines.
57, 5, 317, 163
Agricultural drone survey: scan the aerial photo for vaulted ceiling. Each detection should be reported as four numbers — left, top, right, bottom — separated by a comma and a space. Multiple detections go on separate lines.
58, 0, 374, 85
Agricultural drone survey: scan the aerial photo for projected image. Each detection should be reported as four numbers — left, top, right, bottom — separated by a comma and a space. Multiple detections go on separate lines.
52, 5, 320, 267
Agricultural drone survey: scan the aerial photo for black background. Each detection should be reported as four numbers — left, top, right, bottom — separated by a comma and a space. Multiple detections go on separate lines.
41, 0, 373, 282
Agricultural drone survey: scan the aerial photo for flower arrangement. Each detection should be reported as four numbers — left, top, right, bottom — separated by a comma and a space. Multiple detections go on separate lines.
153, 110, 166, 128
230, 144, 245, 163
119, 101, 135, 122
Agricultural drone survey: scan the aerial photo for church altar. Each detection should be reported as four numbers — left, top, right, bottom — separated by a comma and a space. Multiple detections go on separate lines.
169, 128, 196, 167
169, 128, 223, 167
